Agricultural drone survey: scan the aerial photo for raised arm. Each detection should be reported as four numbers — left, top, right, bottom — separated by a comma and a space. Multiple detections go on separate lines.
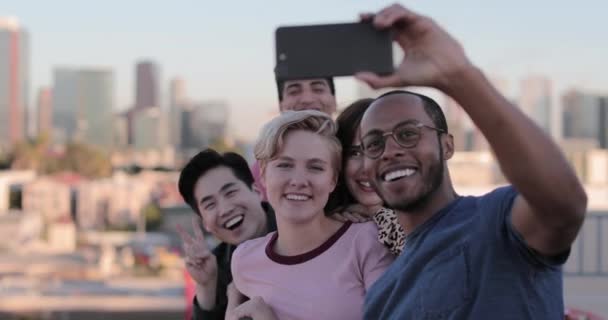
356, 3, 587, 256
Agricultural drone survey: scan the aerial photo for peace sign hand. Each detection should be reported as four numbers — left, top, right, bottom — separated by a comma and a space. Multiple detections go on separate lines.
177, 216, 218, 309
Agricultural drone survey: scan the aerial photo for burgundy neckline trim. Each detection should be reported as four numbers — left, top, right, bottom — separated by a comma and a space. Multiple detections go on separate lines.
265, 222, 352, 265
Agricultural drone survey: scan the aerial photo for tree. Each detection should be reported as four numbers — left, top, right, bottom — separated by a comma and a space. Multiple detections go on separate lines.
61, 143, 112, 178
142, 203, 163, 231
209, 137, 245, 155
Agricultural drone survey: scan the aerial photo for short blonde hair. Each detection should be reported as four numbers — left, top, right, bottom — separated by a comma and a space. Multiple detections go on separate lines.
254, 110, 342, 176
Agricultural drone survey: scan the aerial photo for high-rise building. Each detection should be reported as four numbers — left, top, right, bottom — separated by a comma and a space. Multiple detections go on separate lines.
36, 87, 52, 137
0, 17, 29, 147
113, 112, 129, 149
599, 97, 608, 149
180, 101, 229, 152
169, 77, 187, 146
562, 90, 601, 142
520, 76, 553, 136
442, 94, 488, 152
52, 68, 115, 148
52, 69, 78, 143
126, 60, 160, 145
79, 69, 114, 148
169, 77, 186, 109
135, 60, 159, 109
133, 106, 167, 151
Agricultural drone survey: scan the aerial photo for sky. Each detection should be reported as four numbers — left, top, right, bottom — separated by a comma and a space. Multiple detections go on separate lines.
5, 0, 608, 141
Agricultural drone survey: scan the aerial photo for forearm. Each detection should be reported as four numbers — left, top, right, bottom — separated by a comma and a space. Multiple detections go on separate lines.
195, 284, 217, 310
443, 67, 587, 223
193, 297, 224, 320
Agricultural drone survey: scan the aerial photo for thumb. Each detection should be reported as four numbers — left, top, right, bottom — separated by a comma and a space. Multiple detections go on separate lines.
355, 72, 403, 89
226, 282, 245, 313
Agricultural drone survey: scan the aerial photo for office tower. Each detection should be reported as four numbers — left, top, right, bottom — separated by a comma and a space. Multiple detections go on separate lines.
36, 87, 52, 137
133, 106, 167, 150
169, 77, 187, 146
520, 76, 553, 135
53, 68, 114, 148
599, 97, 608, 149
0, 17, 29, 146
562, 89, 600, 144
135, 60, 159, 109
180, 101, 229, 152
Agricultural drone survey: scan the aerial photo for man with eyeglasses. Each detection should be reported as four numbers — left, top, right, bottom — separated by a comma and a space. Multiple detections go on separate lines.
356, 4, 587, 320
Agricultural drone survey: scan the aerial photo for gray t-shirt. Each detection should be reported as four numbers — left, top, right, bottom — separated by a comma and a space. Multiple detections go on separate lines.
364, 186, 569, 319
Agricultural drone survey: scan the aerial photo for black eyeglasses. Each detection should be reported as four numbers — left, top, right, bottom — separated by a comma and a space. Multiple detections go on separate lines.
360, 121, 446, 159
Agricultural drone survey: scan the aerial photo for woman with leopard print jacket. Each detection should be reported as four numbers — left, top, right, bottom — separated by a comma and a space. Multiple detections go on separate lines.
327, 98, 405, 255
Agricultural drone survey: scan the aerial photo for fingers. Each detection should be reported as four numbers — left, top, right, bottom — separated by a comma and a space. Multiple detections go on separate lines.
176, 223, 193, 246
184, 251, 212, 265
178, 222, 211, 259
228, 297, 275, 320
331, 211, 368, 223
344, 204, 374, 217
330, 213, 348, 222
359, 13, 374, 22
352, 212, 373, 222
343, 212, 368, 223
355, 72, 404, 90
373, 3, 420, 29
226, 282, 246, 315
192, 216, 206, 241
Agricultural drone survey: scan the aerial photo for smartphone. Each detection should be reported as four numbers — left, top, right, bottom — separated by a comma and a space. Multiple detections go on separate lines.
274, 22, 393, 80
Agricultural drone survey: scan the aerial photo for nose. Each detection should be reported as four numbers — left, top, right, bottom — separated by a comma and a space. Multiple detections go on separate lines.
294, 90, 316, 109
217, 199, 234, 218
382, 134, 405, 160
289, 168, 308, 188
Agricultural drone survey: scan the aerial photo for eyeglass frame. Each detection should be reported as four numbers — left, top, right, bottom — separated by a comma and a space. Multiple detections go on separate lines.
360, 120, 447, 159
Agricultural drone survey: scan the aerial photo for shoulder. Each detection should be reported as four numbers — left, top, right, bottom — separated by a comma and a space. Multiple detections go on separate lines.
475, 185, 519, 213
450, 186, 518, 215
347, 221, 381, 242
479, 185, 517, 201
233, 232, 274, 262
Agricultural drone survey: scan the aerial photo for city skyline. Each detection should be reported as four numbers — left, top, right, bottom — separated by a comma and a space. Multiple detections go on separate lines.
4, 0, 608, 140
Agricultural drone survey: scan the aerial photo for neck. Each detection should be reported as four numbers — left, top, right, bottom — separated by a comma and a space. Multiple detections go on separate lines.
255, 210, 269, 238
397, 175, 458, 235
274, 212, 343, 256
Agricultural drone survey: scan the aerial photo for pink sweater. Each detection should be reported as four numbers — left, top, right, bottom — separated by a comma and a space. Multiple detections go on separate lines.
231, 222, 394, 320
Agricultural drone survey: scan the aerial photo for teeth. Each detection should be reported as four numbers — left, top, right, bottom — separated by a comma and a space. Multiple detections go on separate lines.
359, 181, 371, 188
285, 194, 310, 201
225, 215, 244, 229
384, 169, 415, 182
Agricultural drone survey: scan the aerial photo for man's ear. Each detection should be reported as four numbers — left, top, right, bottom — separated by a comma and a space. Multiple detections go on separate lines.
443, 133, 455, 160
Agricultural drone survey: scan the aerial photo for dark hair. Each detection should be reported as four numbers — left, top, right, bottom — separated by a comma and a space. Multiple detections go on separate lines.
276, 77, 336, 101
325, 98, 375, 213
178, 149, 254, 216
375, 90, 449, 133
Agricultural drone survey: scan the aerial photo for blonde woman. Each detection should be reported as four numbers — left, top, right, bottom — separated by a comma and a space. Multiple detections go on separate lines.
227, 110, 394, 320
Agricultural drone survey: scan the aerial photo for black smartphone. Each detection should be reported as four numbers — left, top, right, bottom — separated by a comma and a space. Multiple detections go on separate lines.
274, 22, 393, 80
